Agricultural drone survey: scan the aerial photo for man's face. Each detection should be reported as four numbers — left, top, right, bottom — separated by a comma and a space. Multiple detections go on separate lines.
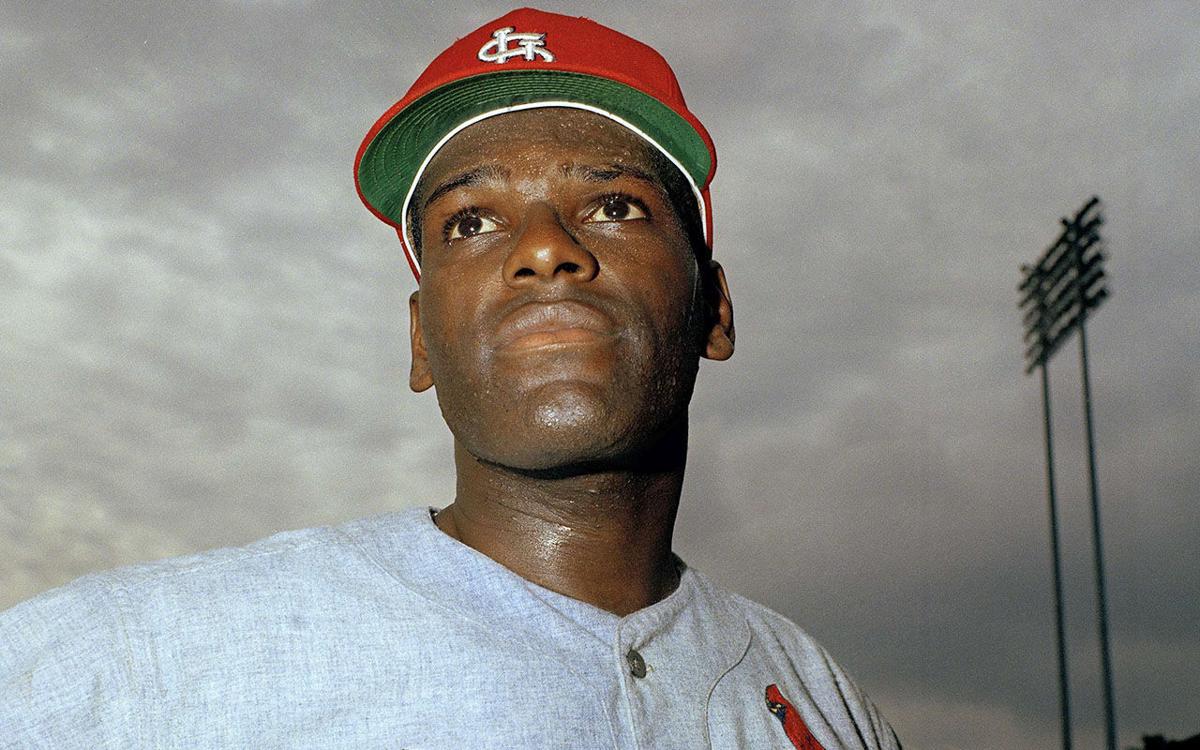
409, 108, 732, 472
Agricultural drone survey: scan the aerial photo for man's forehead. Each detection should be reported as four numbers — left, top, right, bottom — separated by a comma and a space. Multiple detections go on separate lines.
426, 108, 656, 172
416, 108, 665, 201
428, 159, 661, 199
404, 105, 707, 264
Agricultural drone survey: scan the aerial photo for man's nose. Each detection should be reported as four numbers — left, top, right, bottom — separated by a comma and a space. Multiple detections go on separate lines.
502, 203, 599, 286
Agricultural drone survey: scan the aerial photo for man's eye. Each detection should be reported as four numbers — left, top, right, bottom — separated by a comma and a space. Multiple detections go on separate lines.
444, 211, 502, 241
583, 195, 649, 223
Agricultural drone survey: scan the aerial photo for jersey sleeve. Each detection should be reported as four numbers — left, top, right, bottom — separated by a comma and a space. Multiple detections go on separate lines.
0, 574, 140, 748
812, 640, 902, 750
737, 593, 903, 750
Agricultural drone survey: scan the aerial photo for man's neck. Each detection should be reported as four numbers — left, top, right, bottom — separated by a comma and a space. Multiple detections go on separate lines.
434, 437, 686, 617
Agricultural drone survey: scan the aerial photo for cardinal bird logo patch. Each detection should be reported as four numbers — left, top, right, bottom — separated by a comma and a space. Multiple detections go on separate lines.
765, 684, 827, 750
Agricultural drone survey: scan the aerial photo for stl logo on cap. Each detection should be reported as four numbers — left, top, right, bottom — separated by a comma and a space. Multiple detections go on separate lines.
478, 26, 555, 64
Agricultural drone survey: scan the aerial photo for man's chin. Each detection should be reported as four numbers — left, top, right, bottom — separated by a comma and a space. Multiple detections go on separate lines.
512, 391, 623, 468
461, 388, 639, 473
528, 387, 608, 432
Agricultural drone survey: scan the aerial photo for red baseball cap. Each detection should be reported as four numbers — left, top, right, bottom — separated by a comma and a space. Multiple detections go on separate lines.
354, 7, 717, 280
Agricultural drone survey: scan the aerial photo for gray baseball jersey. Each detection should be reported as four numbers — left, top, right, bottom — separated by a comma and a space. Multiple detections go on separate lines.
1, 506, 900, 749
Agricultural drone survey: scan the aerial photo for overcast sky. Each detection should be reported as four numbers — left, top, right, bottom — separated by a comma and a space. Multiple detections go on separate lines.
2, 2, 1198, 747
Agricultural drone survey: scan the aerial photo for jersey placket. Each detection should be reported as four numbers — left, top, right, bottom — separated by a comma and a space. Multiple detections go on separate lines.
612, 589, 752, 750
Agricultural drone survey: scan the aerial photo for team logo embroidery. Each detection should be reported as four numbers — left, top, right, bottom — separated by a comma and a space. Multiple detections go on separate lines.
765, 684, 827, 750
477, 26, 555, 64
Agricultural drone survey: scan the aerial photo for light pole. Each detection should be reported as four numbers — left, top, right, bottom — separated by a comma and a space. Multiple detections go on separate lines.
1018, 196, 1114, 750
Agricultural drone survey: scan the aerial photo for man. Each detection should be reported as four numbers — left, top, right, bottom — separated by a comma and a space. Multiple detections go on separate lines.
1, 9, 900, 749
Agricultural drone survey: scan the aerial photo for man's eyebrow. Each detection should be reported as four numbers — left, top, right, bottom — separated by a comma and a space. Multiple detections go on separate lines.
563, 162, 662, 187
422, 164, 509, 209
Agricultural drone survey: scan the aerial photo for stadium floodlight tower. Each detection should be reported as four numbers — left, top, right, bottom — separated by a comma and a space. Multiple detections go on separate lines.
1018, 195, 1114, 750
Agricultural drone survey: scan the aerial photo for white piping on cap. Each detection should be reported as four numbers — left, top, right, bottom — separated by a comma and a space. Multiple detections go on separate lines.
399, 100, 709, 274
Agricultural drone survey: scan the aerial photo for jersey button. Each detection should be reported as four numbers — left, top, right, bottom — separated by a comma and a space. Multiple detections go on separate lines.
626, 647, 647, 678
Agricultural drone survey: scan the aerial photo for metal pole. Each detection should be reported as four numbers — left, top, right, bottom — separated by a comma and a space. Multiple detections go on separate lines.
1039, 361, 1073, 750
1078, 317, 1117, 750
1022, 195, 1113, 750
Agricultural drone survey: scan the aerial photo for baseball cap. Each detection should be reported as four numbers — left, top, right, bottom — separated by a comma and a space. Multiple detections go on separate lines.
354, 7, 716, 280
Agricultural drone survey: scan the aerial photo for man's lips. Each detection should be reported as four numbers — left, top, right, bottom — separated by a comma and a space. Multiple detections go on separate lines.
494, 300, 619, 353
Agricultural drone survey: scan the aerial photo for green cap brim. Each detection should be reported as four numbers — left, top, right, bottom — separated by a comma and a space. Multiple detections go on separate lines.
357, 70, 712, 229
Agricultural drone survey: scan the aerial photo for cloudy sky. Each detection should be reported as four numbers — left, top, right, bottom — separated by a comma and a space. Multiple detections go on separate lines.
3, 2, 1197, 747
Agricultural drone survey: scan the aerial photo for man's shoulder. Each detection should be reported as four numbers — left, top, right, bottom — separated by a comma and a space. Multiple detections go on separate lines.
42, 522, 333, 603
687, 568, 904, 749
0, 509, 436, 746
690, 569, 869, 685
0, 509, 429, 693
3, 508, 421, 625
687, 566, 828, 652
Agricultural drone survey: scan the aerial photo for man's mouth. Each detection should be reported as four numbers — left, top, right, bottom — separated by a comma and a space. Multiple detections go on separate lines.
494, 301, 619, 353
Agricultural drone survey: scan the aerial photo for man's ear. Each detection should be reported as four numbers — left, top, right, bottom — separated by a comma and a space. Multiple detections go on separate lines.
702, 259, 735, 361
409, 291, 434, 392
